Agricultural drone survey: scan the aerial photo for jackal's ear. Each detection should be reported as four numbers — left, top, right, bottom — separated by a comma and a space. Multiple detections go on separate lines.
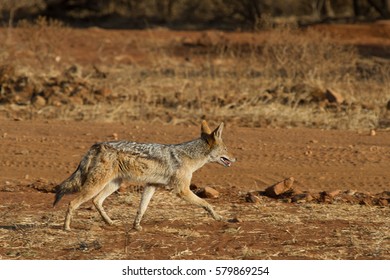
201, 120, 215, 145
201, 120, 212, 135
212, 122, 224, 140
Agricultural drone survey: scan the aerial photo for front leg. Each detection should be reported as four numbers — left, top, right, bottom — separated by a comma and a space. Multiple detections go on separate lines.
177, 188, 224, 221
172, 171, 223, 221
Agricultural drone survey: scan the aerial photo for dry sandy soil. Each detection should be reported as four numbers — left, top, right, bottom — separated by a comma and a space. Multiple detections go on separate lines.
0, 119, 389, 260
0, 23, 390, 260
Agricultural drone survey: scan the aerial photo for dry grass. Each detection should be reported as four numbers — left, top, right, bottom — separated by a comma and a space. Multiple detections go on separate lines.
0, 20, 389, 130
1, 188, 389, 260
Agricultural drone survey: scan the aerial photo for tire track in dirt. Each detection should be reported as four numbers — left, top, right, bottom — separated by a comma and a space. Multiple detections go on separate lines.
1, 120, 390, 195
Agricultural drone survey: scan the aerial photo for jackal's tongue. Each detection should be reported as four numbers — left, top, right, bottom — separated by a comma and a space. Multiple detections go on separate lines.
221, 157, 232, 167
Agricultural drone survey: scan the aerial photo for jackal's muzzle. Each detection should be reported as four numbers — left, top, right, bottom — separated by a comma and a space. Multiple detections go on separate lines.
220, 156, 235, 167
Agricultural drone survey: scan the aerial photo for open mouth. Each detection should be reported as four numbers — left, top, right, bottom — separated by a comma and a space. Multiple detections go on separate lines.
220, 157, 232, 167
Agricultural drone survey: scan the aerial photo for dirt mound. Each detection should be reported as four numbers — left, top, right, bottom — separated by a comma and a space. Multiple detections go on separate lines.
0, 64, 110, 108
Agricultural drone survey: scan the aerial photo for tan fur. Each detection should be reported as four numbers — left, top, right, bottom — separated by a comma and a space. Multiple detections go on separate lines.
54, 120, 236, 231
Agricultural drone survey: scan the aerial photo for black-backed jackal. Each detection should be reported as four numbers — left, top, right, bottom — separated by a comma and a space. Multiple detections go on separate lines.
54, 121, 236, 231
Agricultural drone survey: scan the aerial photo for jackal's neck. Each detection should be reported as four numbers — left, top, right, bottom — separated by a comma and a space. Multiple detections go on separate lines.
173, 138, 211, 170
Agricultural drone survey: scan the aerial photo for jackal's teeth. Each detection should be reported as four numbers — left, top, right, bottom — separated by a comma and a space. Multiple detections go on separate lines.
220, 157, 232, 167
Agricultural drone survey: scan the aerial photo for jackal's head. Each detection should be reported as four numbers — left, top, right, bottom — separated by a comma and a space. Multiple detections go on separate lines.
201, 120, 236, 167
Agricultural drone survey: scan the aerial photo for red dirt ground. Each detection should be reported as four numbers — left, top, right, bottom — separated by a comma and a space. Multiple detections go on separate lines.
0, 23, 390, 260
1, 120, 389, 259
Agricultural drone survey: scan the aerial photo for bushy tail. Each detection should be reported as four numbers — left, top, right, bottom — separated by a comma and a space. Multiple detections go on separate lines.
53, 148, 95, 206
52, 164, 82, 206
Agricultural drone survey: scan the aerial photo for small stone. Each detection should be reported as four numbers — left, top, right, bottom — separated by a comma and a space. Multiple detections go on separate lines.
202, 186, 220, 198
32, 95, 46, 107
69, 96, 84, 105
319, 191, 334, 203
291, 193, 313, 203
378, 199, 388, 206
245, 192, 261, 203
345, 189, 357, 196
264, 177, 295, 198
190, 184, 198, 191
359, 198, 373, 206
370, 129, 376, 136
96, 88, 112, 97
194, 186, 220, 199
228, 217, 242, 223
15, 149, 29, 155
327, 190, 341, 198
304, 150, 313, 156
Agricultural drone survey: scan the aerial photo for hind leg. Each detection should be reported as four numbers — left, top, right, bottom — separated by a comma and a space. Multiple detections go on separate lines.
64, 173, 113, 231
93, 178, 122, 225
133, 185, 156, 231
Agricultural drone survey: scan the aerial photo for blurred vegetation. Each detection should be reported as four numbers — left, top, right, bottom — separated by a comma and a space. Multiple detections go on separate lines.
0, 0, 390, 29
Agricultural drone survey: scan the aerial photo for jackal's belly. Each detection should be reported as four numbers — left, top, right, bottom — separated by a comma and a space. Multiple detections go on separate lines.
116, 156, 172, 185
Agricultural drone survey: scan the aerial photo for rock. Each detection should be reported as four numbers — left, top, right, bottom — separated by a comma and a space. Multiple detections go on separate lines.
69, 96, 84, 105
64, 65, 81, 79
95, 87, 112, 97
319, 191, 334, 203
15, 149, 29, 155
325, 88, 344, 104
341, 194, 359, 204
32, 95, 46, 107
345, 189, 357, 196
387, 100, 390, 110
359, 197, 373, 206
190, 184, 198, 191
193, 186, 219, 199
264, 177, 295, 198
228, 217, 242, 223
292, 187, 303, 195
245, 192, 261, 203
378, 199, 388, 206
327, 190, 341, 198
203, 186, 220, 198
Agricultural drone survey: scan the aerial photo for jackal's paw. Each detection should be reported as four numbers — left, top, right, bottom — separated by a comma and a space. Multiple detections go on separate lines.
107, 219, 121, 226
133, 224, 142, 231
214, 214, 225, 221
